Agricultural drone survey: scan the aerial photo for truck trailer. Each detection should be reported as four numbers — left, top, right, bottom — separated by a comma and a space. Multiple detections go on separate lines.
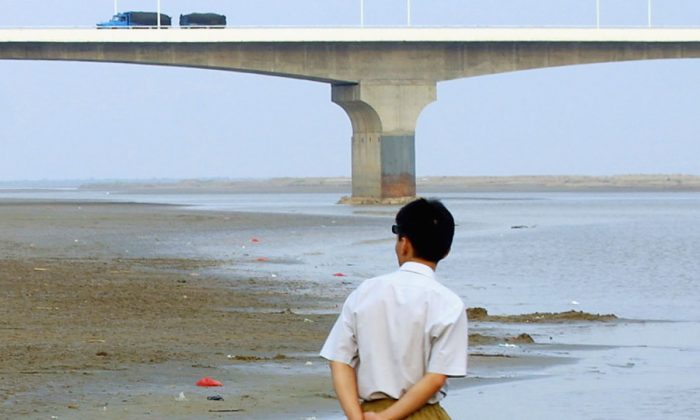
97, 12, 172, 28
179, 13, 227, 27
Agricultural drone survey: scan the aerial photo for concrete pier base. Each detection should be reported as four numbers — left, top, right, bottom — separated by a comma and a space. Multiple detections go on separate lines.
332, 82, 436, 201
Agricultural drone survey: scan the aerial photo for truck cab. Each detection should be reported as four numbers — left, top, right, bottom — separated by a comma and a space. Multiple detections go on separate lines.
97, 13, 128, 28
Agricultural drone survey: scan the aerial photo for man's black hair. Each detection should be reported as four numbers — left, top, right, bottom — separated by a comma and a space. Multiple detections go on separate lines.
395, 198, 455, 263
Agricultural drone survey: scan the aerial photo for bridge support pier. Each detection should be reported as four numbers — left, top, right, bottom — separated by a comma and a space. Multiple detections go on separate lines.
332, 82, 436, 203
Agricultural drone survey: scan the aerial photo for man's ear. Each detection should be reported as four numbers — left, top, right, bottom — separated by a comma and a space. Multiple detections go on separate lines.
398, 236, 414, 259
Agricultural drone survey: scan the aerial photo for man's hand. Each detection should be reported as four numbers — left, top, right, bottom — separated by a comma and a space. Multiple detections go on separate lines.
368, 373, 447, 420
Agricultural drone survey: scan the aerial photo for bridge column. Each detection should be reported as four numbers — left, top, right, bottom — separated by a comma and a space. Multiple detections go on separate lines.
332, 82, 436, 203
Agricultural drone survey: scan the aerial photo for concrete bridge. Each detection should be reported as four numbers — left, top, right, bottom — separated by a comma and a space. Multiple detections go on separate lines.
2, 27, 700, 201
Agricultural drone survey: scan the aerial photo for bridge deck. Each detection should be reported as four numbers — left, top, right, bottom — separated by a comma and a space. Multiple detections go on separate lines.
2, 27, 700, 43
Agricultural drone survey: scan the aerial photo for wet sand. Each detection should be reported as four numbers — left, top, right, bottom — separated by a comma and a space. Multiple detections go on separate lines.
0, 201, 618, 419
0, 202, 346, 418
466, 307, 618, 324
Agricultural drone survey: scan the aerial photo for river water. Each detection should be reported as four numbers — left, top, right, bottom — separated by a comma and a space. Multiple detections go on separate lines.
2, 188, 699, 419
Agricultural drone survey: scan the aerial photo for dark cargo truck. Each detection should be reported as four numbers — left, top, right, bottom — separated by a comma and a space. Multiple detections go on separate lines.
97, 11, 172, 28
179, 13, 227, 27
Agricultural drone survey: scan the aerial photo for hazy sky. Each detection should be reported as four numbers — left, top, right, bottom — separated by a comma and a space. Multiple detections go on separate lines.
1, 0, 700, 181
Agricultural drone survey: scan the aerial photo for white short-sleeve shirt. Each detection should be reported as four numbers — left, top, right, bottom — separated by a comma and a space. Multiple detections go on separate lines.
320, 262, 468, 404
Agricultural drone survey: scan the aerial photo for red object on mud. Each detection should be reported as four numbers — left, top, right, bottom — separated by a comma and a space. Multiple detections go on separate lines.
256, 257, 270, 262
250, 238, 261, 243
196, 377, 223, 387
333, 273, 347, 277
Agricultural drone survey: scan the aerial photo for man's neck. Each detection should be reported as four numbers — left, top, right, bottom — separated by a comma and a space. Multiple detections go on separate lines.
402, 258, 437, 271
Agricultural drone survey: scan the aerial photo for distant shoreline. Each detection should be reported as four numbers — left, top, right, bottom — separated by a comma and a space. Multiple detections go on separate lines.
74, 174, 700, 194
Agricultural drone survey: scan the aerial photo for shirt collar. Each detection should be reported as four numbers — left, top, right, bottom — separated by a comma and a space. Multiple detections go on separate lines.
399, 261, 436, 280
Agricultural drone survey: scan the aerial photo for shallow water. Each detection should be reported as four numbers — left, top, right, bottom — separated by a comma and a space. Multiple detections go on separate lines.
445, 320, 700, 419
2, 189, 698, 418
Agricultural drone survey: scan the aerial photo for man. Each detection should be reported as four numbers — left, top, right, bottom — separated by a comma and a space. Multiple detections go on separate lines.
320, 198, 468, 419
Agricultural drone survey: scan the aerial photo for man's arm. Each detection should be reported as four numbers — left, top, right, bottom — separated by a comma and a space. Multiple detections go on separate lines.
330, 361, 364, 420
364, 373, 447, 420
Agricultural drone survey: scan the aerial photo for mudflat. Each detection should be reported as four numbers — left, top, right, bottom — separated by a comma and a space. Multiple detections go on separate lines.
0, 202, 342, 419
77, 174, 700, 194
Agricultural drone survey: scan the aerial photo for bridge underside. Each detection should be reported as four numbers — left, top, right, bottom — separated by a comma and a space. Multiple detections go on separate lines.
2, 38, 700, 201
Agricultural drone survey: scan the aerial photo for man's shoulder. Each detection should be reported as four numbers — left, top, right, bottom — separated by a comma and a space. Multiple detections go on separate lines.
433, 280, 463, 301
358, 268, 461, 301
414, 271, 466, 316
440, 286, 467, 312
355, 270, 398, 291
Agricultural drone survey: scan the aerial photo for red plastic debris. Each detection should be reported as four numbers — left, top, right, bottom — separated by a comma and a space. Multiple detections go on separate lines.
196, 377, 223, 387
250, 238, 261, 243
255, 257, 270, 262
333, 273, 347, 277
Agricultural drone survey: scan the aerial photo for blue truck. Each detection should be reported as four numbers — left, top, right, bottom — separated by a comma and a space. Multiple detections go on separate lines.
97, 12, 172, 28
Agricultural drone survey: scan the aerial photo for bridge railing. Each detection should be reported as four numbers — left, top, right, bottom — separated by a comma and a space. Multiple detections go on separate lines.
2, 0, 700, 29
